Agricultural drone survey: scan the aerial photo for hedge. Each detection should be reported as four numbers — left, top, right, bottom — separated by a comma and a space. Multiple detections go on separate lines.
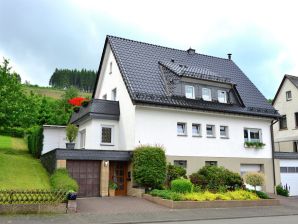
26, 126, 43, 158
50, 169, 79, 192
171, 179, 193, 193
0, 126, 25, 138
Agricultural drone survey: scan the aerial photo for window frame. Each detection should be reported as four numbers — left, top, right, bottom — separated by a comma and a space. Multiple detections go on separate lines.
220, 126, 229, 138
192, 123, 201, 137
205, 161, 218, 166
185, 85, 195, 99
109, 61, 113, 74
206, 124, 216, 138
244, 128, 262, 143
177, 122, 187, 136
295, 112, 298, 128
279, 115, 287, 130
111, 88, 117, 101
100, 125, 114, 145
286, 91, 292, 101
174, 160, 187, 169
218, 90, 228, 103
79, 129, 86, 149
202, 88, 212, 101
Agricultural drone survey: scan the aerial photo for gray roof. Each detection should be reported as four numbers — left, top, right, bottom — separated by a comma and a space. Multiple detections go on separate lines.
93, 35, 279, 118
272, 74, 298, 105
286, 75, 298, 88
274, 152, 298, 159
70, 99, 120, 124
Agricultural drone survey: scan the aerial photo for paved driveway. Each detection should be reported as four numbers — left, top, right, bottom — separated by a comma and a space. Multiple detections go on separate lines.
77, 196, 170, 214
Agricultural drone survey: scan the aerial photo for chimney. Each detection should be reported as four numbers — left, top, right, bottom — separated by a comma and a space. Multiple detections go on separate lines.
187, 48, 196, 54
227, 53, 232, 60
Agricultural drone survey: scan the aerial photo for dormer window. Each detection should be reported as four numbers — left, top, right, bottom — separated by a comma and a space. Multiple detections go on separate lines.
202, 88, 211, 101
185, 85, 195, 99
218, 90, 227, 103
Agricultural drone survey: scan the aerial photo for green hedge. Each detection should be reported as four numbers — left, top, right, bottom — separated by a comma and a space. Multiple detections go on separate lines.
171, 179, 193, 193
50, 169, 79, 192
26, 126, 43, 158
276, 184, 289, 197
0, 127, 25, 138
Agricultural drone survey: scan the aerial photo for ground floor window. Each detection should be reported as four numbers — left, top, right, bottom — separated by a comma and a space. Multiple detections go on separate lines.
174, 160, 187, 169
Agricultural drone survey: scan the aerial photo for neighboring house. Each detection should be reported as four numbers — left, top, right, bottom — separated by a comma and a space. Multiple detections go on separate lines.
41, 35, 279, 197
272, 74, 298, 196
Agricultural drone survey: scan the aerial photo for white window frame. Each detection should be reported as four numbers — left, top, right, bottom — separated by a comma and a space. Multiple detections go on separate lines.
79, 129, 86, 149
185, 85, 195, 99
109, 61, 113, 74
102, 94, 107, 100
220, 126, 229, 138
192, 123, 201, 137
286, 91, 292, 101
111, 88, 117, 101
100, 125, 114, 145
206, 124, 216, 137
202, 88, 212, 101
218, 90, 227, 103
244, 128, 262, 143
177, 122, 187, 136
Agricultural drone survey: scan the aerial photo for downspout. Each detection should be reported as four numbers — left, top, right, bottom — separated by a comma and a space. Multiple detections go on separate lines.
270, 119, 279, 194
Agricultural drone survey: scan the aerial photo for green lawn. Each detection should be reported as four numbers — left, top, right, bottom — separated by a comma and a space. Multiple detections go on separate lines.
0, 135, 51, 190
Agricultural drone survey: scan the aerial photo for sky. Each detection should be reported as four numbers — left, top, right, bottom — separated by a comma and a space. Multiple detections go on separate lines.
0, 0, 298, 99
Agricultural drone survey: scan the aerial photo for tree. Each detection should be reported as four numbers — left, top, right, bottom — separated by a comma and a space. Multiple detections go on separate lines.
244, 172, 265, 192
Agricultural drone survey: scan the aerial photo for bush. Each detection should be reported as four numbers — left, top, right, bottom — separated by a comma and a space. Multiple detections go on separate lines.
0, 127, 25, 138
244, 172, 264, 191
191, 166, 243, 191
66, 124, 78, 142
150, 189, 182, 201
132, 145, 167, 190
276, 184, 289, 197
166, 164, 187, 185
255, 191, 270, 199
50, 168, 79, 192
26, 126, 43, 158
171, 179, 193, 193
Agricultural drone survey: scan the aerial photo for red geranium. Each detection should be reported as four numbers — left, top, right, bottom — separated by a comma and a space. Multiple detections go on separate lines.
68, 97, 87, 106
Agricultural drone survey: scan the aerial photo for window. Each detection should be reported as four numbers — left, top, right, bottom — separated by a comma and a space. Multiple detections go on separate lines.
244, 128, 262, 143
206, 125, 215, 137
79, 129, 86, 149
185, 85, 195, 99
177, 122, 187, 136
220, 126, 228, 138
295, 113, 298, 127
293, 141, 298, 153
192, 123, 201, 136
174, 160, 187, 169
205, 161, 217, 166
111, 88, 117, 101
102, 94, 107, 100
280, 167, 298, 173
279, 115, 287, 129
202, 88, 211, 101
218, 90, 227, 103
101, 126, 113, 145
286, 91, 292, 101
109, 62, 112, 74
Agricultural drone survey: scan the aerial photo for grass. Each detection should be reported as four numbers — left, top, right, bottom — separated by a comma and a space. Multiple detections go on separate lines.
0, 135, 51, 190
22, 85, 91, 100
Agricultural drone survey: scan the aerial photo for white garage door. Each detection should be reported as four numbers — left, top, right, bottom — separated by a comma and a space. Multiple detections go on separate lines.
240, 164, 262, 191
280, 160, 298, 196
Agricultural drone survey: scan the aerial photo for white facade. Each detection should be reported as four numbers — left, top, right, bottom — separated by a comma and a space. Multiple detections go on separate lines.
42, 125, 67, 154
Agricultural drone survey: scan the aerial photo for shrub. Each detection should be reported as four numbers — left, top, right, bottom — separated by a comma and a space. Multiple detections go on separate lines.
189, 173, 207, 186
0, 126, 25, 138
50, 168, 79, 192
226, 190, 259, 200
171, 179, 193, 193
276, 184, 289, 197
26, 126, 43, 158
255, 191, 270, 199
66, 124, 78, 142
166, 163, 187, 186
132, 145, 167, 190
244, 172, 264, 191
150, 189, 182, 201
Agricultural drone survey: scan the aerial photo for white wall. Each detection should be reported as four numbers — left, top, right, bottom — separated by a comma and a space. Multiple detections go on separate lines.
42, 126, 67, 154
93, 44, 136, 151
135, 106, 273, 158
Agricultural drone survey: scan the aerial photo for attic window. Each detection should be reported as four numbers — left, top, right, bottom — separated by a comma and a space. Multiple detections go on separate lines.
218, 90, 227, 103
286, 91, 292, 101
202, 88, 211, 101
109, 62, 112, 74
185, 85, 195, 99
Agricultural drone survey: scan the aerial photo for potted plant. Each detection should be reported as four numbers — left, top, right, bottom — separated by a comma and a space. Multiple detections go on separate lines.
66, 124, 78, 149
73, 106, 80, 113
81, 99, 90, 107
67, 190, 78, 200
109, 181, 117, 196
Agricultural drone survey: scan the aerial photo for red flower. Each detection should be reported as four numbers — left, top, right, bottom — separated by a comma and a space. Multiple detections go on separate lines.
68, 97, 88, 106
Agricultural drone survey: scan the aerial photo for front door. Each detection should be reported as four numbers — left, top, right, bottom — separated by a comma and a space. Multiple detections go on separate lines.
109, 162, 127, 196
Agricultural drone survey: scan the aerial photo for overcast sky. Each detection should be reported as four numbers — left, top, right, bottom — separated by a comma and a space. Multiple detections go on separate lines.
1, 0, 297, 98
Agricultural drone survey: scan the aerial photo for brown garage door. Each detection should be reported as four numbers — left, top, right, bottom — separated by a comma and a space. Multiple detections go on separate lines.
67, 160, 100, 197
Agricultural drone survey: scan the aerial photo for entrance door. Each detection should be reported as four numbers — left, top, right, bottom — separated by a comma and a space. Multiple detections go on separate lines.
109, 162, 127, 196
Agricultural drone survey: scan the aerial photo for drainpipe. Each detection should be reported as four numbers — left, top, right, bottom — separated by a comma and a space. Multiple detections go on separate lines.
270, 119, 279, 194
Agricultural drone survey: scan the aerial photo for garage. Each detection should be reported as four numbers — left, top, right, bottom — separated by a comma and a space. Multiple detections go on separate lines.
280, 159, 298, 196
66, 160, 100, 197
240, 164, 262, 191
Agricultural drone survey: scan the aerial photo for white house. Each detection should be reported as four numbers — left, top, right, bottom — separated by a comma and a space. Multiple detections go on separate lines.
272, 74, 298, 196
41, 36, 279, 197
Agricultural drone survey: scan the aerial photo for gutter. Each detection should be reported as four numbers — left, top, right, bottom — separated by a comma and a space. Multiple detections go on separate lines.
270, 118, 279, 194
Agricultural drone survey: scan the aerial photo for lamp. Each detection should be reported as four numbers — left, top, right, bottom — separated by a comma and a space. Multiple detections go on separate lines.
104, 161, 109, 167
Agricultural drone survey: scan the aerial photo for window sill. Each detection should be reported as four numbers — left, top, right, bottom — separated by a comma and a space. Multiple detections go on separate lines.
279, 128, 288, 131
100, 143, 114, 146
220, 136, 229, 139
177, 134, 188, 137
192, 135, 202, 138
207, 136, 216, 138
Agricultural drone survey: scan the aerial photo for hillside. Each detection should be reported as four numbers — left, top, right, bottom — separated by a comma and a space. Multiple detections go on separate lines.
0, 135, 51, 190
23, 85, 92, 100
